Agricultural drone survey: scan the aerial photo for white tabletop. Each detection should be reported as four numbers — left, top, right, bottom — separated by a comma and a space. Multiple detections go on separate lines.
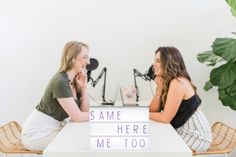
43, 101, 192, 157
43, 120, 192, 157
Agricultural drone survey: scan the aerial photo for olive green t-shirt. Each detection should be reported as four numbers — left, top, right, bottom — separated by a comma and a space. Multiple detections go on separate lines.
36, 71, 81, 121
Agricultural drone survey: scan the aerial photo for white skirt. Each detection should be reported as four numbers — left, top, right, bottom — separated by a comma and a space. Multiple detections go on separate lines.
21, 109, 67, 150
176, 108, 212, 152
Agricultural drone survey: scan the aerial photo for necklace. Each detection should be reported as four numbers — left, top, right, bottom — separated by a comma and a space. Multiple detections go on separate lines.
66, 72, 74, 86
68, 78, 77, 93
68, 78, 74, 86
66, 72, 78, 93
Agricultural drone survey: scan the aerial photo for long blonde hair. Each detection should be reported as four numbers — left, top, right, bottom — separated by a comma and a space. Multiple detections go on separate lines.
59, 41, 89, 72
155, 47, 196, 105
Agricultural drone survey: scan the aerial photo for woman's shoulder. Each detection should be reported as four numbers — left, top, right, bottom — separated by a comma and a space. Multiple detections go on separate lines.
170, 77, 192, 89
52, 71, 67, 81
170, 77, 185, 85
170, 77, 195, 98
49, 72, 68, 86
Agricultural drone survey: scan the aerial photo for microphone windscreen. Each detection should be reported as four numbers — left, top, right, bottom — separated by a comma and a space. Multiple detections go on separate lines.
87, 58, 99, 82
87, 70, 92, 82
147, 65, 155, 80
86, 58, 99, 71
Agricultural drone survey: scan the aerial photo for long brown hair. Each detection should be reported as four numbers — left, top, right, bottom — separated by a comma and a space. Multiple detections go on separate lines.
155, 47, 196, 105
59, 41, 89, 72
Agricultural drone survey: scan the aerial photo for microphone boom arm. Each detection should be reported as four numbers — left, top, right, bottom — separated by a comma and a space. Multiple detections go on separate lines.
133, 68, 152, 102
133, 69, 140, 102
92, 67, 106, 87
91, 67, 112, 105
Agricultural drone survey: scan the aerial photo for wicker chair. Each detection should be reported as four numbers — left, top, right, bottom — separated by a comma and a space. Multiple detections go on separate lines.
193, 121, 236, 157
0, 121, 42, 156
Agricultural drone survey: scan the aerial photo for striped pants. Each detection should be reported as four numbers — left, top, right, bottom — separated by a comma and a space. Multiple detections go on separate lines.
176, 108, 212, 152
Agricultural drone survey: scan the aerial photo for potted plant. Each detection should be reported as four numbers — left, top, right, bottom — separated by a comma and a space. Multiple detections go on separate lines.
197, 0, 236, 110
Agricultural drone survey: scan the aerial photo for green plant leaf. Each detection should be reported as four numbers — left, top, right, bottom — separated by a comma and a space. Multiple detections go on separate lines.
218, 89, 236, 110
226, 0, 236, 17
196, 50, 224, 66
204, 80, 213, 91
196, 1, 236, 111
210, 60, 236, 89
226, 80, 236, 97
212, 38, 236, 60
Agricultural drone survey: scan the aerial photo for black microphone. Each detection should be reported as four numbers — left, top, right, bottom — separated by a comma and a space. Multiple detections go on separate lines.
86, 58, 99, 82
146, 65, 155, 80
133, 66, 155, 82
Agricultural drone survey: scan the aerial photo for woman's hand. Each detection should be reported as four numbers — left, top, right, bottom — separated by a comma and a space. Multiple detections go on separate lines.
75, 70, 90, 112
155, 75, 163, 89
75, 71, 87, 90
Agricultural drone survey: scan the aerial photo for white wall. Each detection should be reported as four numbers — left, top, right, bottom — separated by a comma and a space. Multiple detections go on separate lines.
0, 0, 235, 156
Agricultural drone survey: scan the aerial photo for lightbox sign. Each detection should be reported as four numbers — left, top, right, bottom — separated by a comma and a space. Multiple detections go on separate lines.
90, 107, 149, 150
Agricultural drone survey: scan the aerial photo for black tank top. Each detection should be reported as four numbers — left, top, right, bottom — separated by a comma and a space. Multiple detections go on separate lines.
170, 94, 201, 129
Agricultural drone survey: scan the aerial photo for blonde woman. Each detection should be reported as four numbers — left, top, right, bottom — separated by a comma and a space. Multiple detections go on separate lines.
21, 41, 90, 150
149, 47, 212, 152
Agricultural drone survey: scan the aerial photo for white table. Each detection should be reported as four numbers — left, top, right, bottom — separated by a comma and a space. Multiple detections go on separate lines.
43, 101, 192, 157
43, 121, 192, 157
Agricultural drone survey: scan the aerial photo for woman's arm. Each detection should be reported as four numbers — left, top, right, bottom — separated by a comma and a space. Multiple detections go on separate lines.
149, 88, 162, 112
149, 79, 185, 123
57, 97, 89, 122
79, 86, 89, 112
57, 71, 90, 122
76, 72, 90, 112
149, 76, 163, 112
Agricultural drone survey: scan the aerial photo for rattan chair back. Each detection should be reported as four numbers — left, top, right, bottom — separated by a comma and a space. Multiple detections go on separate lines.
193, 121, 236, 156
0, 121, 42, 154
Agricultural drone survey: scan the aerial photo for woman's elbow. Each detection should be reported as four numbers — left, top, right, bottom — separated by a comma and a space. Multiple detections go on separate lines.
150, 112, 172, 123
80, 103, 89, 112
162, 119, 171, 123
149, 106, 161, 112
71, 112, 89, 122
162, 115, 172, 123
